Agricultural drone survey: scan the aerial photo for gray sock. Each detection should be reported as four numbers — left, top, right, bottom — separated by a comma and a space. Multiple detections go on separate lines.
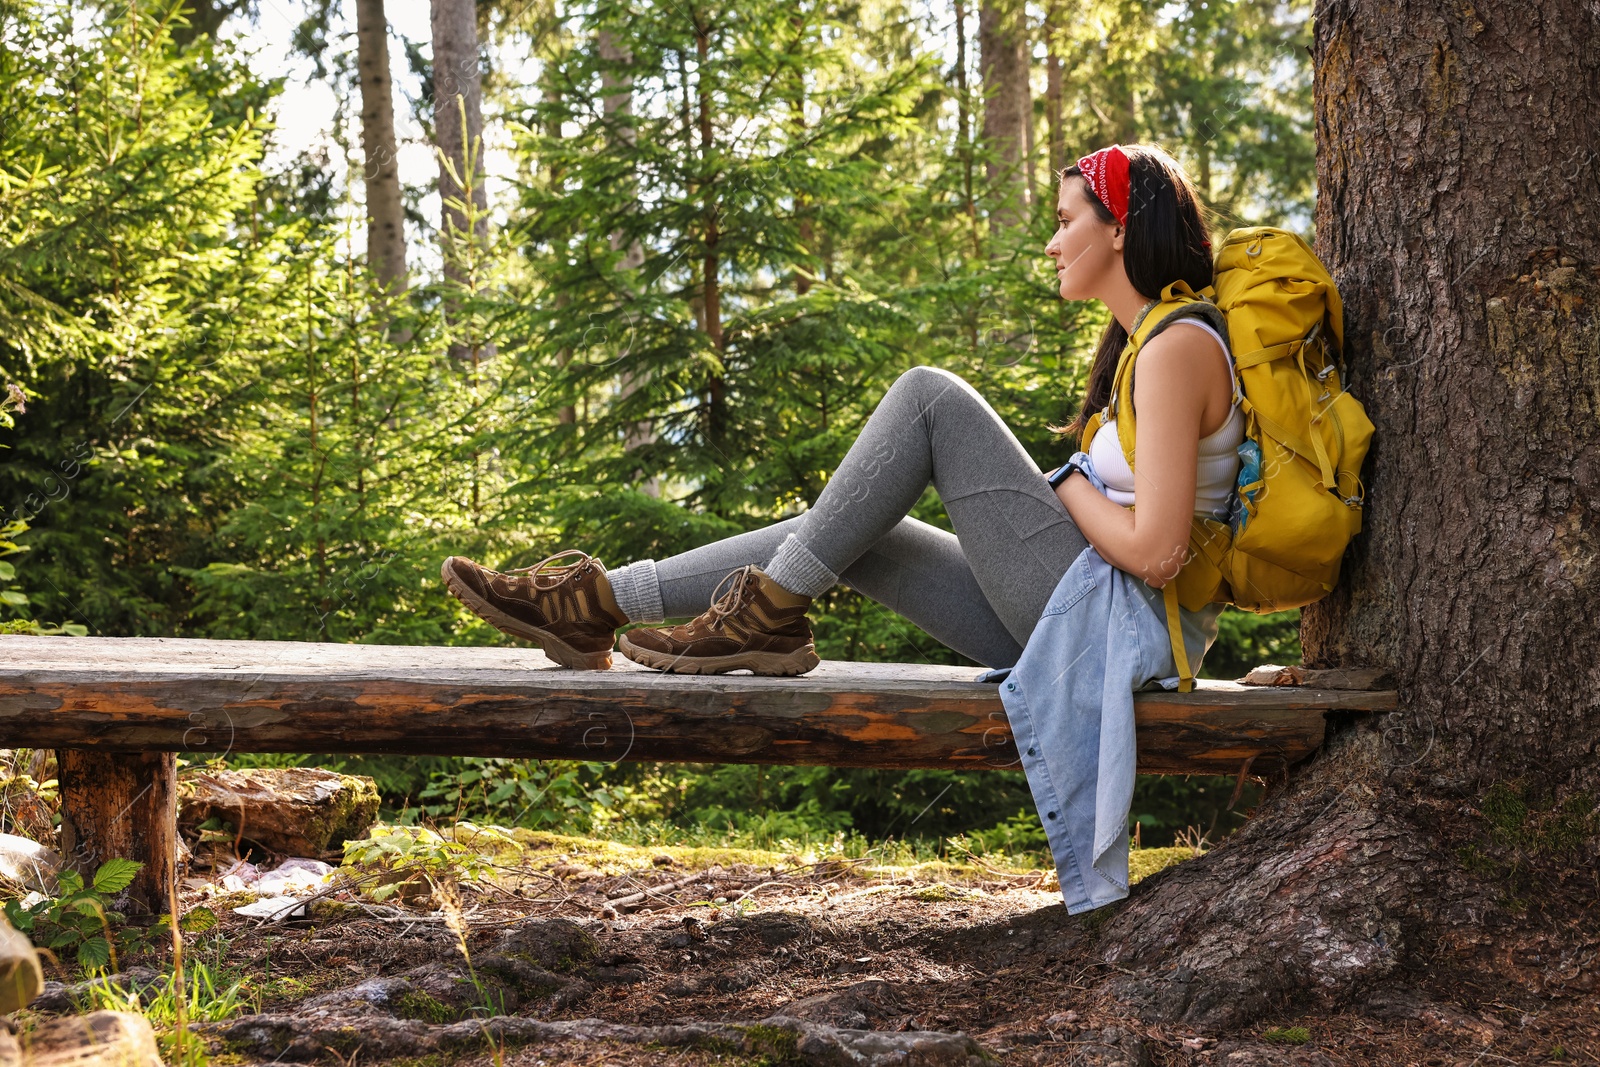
605, 559, 665, 623
763, 534, 837, 598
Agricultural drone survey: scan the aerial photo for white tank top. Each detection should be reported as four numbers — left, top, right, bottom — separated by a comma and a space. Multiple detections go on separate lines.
1086, 318, 1244, 519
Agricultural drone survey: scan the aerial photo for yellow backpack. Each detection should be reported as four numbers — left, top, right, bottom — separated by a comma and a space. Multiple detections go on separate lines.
1078, 225, 1375, 692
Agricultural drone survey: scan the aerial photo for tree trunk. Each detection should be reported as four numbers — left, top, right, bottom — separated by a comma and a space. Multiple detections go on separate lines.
169, 0, 248, 48
953, 0, 980, 259
1043, 0, 1065, 180
696, 21, 725, 446
431, 0, 489, 362
599, 29, 658, 497
356, 0, 407, 293
1073, 0, 1600, 1032
545, 83, 577, 427
978, 0, 1032, 231
57, 751, 175, 915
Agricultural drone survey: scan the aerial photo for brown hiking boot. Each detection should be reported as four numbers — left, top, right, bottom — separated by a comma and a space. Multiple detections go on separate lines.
618, 565, 820, 676
441, 550, 627, 669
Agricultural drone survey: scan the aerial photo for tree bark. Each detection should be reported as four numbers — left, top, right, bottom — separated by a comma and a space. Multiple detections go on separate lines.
695, 21, 725, 445
1076, 0, 1600, 1031
599, 30, 658, 496
953, 0, 981, 259
431, 0, 489, 362
57, 750, 175, 915
978, 0, 1032, 232
545, 83, 577, 426
356, 0, 407, 293
1044, 19, 1063, 179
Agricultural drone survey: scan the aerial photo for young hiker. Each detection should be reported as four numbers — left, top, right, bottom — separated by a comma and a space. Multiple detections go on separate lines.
441, 142, 1241, 684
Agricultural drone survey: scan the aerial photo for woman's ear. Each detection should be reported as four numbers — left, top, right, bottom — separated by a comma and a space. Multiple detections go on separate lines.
1112, 224, 1126, 253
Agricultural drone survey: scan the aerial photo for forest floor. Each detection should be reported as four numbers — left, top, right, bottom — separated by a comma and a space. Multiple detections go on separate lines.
21, 826, 1598, 1067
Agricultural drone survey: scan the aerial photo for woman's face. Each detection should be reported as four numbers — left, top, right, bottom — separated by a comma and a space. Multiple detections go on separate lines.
1044, 176, 1124, 302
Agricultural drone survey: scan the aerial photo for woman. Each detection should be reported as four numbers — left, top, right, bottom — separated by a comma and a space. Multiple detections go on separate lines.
441, 142, 1242, 676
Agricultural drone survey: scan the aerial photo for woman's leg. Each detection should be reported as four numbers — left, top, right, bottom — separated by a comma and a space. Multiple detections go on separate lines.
607, 514, 1025, 668
761, 365, 1089, 644
608, 364, 1086, 659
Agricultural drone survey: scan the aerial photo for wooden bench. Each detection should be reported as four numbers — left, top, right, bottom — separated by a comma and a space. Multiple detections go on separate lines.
0, 635, 1396, 909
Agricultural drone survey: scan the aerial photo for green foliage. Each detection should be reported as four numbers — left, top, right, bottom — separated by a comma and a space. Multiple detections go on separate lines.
1, 379, 84, 634
1129, 772, 1264, 845
413, 758, 595, 828
1, 856, 217, 974
342, 825, 497, 902
3, 859, 140, 971
3, 0, 1317, 850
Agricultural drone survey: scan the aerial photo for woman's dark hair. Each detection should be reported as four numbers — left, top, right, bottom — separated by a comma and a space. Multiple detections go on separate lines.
1055, 143, 1217, 442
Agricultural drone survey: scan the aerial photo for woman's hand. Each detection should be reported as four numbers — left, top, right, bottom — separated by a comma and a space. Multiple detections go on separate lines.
1057, 325, 1216, 588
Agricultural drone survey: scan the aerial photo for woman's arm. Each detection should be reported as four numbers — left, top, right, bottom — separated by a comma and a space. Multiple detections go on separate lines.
1056, 327, 1212, 588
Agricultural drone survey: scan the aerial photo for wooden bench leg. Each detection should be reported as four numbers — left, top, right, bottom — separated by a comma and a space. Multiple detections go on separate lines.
56, 750, 175, 915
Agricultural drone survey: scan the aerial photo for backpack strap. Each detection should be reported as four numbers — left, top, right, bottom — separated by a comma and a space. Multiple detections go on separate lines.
1162, 581, 1195, 693
1108, 282, 1222, 468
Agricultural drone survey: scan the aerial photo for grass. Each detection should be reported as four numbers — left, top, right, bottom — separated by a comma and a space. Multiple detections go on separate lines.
78, 959, 255, 1067
340, 818, 1203, 902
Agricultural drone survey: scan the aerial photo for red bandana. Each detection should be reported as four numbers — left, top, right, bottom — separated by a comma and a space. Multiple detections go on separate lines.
1076, 144, 1130, 228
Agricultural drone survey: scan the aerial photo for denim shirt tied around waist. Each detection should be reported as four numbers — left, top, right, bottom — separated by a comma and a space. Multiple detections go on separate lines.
976, 450, 1224, 915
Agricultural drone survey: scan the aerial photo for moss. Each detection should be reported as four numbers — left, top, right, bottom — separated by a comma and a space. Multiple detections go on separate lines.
734, 1022, 804, 1066
309, 899, 361, 921
1454, 844, 1500, 878
1538, 791, 1598, 855
1480, 781, 1597, 856
253, 975, 315, 1006
301, 773, 381, 851
393, 989, 459, 1024
1128, 845, 1199, 884
324, 1026, 370, 1054
510, 829, 794, 876
910, 883, 977, 902
199, 1052, 256, 1067
1482, 782, 1530, 845
1260, 1026, 1310, 1044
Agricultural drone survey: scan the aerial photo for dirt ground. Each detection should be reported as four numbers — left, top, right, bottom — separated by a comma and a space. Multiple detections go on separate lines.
23, 828, 1600, 1067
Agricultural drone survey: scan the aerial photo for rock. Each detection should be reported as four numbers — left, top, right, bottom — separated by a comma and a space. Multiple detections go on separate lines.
0, 913, 42, 1014
179, 768, 379, 857
1214, 1043, 1335, 1067
209, 1010, 991, 1066
1060, 1026, 1150, 1067
14, 1011, 163, 1067
28, 967, 164, 1013
774, 980, 906, 1029
0, 833, 60, 894
493, 917, 601, 972
712, 910, 815, 948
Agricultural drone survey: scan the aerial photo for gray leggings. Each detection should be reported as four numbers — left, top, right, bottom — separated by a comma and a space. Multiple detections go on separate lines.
606, 366, 1090, 669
